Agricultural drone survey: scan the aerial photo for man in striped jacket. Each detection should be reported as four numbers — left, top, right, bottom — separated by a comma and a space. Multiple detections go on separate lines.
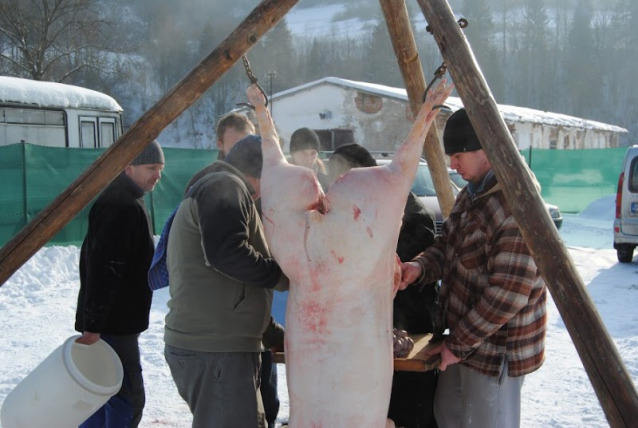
399, 108, 547, 428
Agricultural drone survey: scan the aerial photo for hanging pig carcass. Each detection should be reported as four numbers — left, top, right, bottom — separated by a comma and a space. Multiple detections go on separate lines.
246, 80, 452, 427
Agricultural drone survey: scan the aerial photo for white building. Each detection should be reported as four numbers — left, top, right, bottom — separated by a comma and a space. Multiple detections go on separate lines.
242, 76, 627, 153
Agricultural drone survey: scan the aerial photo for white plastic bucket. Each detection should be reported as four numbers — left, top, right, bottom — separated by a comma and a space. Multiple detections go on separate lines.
1, 335, 123, 428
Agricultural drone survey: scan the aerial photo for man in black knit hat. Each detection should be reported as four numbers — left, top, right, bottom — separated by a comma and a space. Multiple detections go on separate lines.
400, 108, 547, 428
75, 139, 165, 427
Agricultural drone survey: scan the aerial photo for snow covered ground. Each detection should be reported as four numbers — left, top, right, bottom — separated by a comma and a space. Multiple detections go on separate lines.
1, 194, 636, 427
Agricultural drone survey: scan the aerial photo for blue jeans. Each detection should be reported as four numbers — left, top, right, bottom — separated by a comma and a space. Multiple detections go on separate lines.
80, 334, 145, 428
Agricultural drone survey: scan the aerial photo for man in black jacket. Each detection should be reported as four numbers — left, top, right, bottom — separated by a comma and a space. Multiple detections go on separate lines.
75, 140, 165, 428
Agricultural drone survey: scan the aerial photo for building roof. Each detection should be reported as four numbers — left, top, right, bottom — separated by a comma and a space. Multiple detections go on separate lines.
0, 76, 123, 112
272, 77, 627, 134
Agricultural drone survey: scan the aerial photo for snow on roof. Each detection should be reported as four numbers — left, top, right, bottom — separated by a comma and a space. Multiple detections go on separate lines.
273, 77, 627, 134
0, 76, 123, 112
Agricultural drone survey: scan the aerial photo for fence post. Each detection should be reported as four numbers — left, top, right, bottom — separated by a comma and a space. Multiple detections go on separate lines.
21, 143, 27, 226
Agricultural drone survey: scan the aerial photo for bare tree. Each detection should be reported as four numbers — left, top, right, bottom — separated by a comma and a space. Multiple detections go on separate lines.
0, 0, 112, 82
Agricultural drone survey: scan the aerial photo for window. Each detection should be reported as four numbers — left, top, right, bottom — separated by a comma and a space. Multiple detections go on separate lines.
100, 120, 116, 147
314, 129, 355, 151
629, 158, 638, 193
412, 165, 437, 197
80, 119, 97, 148
0, 107, 64, 126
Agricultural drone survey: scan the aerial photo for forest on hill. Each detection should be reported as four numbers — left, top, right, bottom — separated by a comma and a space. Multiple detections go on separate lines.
1, 0, 636, 147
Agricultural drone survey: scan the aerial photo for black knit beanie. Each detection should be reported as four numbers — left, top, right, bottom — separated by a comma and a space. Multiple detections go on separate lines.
132, 140, 165, 165
329, 143, 377, 168
224, 135, 263, 178
290, 127, 320, 153
443, 108, 482, 155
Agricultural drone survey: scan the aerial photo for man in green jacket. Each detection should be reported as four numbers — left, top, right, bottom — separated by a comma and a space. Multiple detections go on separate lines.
164, 135, 287, 428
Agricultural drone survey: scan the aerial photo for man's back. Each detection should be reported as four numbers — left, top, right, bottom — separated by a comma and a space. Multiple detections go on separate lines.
165, 164, 279, 353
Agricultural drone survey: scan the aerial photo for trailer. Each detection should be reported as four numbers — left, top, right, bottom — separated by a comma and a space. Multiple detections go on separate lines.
0, 76, 123, 148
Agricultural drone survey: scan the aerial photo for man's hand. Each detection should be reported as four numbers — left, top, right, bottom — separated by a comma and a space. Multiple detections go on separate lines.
270, 344, 284, 354
425, 341, 461, 371
75, 331, 100, 345
398, 261, 422, 290
392, 255, 402, 297
246, 84, 266, 108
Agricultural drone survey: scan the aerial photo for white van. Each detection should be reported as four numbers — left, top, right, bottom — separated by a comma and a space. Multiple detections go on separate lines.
0, 76, 123, 148
614, 145, 638, 262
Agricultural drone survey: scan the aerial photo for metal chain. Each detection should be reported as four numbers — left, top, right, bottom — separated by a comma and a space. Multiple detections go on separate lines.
237, 55, 269, 110
422, 18, 469, 106
242, 55, 258, 85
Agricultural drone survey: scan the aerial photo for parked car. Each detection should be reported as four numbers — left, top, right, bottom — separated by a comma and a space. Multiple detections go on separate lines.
448, 171, 562, 230
375, 158, 458, 235
325, 152, 562, 234
613, 145, 638, 263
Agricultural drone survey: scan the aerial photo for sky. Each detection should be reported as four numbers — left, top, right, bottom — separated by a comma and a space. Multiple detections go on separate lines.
0, 194, 637, 427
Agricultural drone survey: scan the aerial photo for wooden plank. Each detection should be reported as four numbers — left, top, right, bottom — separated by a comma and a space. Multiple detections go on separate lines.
273, 334, 439, 372
379, 0, 455, 218
415, 0, 638, 426
393, 334, 439, 372
0, 0, 300, 287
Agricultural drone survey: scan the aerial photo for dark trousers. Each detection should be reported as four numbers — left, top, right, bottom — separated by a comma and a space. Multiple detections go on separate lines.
80, 334, 145, 428
260, 350, 279, 428
388, 371, 437, 428
165, 345, 265, 428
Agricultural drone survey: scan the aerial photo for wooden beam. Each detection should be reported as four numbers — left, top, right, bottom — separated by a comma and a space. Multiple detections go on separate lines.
0, 0, 300, 286
380, 0, 455, 218
416, 0, 638, 426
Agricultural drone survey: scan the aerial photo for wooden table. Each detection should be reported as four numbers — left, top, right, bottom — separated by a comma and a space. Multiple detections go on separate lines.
272, 334, 439, 372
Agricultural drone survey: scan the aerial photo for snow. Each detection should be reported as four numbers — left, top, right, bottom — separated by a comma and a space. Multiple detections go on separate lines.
1, 195, 637, 427
271, 77, 628, 134
286, 4, 369, 41
0, 76, 123, 112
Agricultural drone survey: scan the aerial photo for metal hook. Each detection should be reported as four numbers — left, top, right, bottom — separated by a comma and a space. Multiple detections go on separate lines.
422, 62, 447, 103
237, 55, 269, 110
426, 18, 469, 34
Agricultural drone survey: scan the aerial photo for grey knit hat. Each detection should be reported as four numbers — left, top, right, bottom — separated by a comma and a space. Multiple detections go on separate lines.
224, 135, 263, 178
132, 140, 165, 165
443, 108, 482, 155
290, 127, 320, 154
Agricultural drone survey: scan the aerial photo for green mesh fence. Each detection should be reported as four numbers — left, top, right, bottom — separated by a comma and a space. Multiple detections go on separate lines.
0, 144, 217, 247
0, 144, 626, 248
522, 147, 626, 213
0, 144, 26, 245
146, 147, 218, 233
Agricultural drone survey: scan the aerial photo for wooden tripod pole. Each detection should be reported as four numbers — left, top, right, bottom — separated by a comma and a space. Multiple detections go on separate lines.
379, 0, 455, 218
416, 0, 638, 426
0, 0, 300, 286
